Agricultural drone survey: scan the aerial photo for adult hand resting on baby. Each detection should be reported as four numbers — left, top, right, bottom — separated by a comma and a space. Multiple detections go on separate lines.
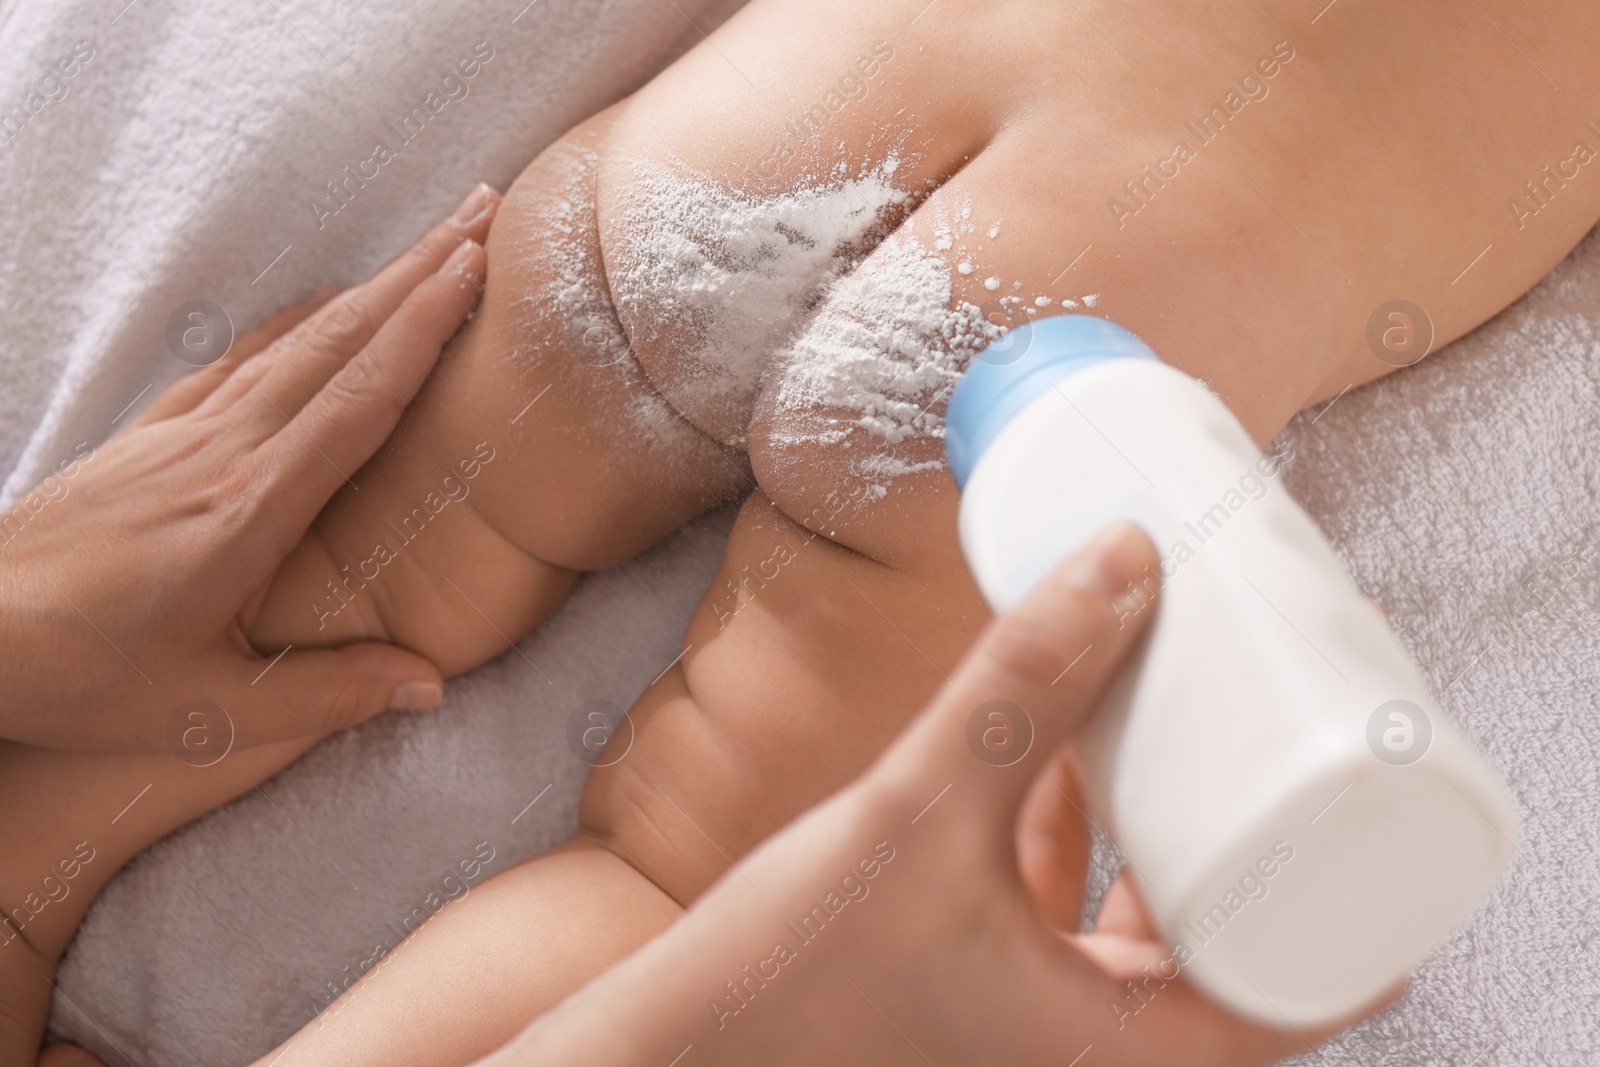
479, 523, 1342, 1067
0, 183, 499, 752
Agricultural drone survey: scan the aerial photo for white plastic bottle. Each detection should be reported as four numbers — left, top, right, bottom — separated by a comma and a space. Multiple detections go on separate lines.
945, 314, 1517, 1027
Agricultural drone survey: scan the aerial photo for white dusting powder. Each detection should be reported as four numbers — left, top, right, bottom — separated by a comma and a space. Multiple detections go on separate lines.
519, 153, 1075, 486
607, 160, 910, 443
595, 160, 1007, 483
1083, 292, 1101, 307
508, 142, 701, 452
770, 232, 992, 462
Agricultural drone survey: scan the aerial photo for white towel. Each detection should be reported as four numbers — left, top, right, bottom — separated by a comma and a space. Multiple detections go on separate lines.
2, 2, 1594, 1064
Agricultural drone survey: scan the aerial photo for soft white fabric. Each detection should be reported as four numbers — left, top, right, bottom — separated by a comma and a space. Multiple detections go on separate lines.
1, 2, 1595, 1065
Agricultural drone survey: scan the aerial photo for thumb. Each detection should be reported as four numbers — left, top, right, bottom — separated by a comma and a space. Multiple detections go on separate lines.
227, 643, 444, 745
890, 520, 1159, 826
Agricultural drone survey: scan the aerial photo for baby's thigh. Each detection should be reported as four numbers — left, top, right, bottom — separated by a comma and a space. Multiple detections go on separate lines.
250, 840, 679, 1067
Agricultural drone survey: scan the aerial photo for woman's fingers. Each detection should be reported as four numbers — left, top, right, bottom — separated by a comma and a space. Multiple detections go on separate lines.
131, 286, 338, 428
892, 521, 1158, 830
223, 183, 499, 433
224, 641, 444, 747
1016, 746, 1093, 930
255, 239, 487, 537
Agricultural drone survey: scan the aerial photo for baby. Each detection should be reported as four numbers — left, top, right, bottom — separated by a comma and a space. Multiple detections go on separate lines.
7, 0, 1600, 1064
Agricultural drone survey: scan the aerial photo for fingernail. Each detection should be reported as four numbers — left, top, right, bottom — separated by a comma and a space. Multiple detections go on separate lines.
450, 182, 495, 225
438, 239, 479, 276
1058, 521, 1153, 605
389, 681, 443, 711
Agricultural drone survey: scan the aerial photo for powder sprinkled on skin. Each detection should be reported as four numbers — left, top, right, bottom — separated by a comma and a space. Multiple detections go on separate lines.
504, 141, 702, 455
514, 153, 1077, 489
607, 159, 911, 444
768, 231, 993, 461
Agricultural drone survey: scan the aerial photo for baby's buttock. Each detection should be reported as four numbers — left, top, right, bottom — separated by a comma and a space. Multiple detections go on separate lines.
600, 158, 973, 453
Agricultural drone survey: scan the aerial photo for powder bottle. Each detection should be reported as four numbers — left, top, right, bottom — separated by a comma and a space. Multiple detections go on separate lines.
946, 315, 1517, 1026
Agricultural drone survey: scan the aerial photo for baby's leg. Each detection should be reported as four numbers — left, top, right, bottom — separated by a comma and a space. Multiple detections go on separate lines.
245, 841, 677, 1067
0, 736, 323, 1066
250, 125, 750, 675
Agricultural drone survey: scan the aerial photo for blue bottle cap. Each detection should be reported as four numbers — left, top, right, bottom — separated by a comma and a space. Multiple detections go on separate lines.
945, 314, 1160, 487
